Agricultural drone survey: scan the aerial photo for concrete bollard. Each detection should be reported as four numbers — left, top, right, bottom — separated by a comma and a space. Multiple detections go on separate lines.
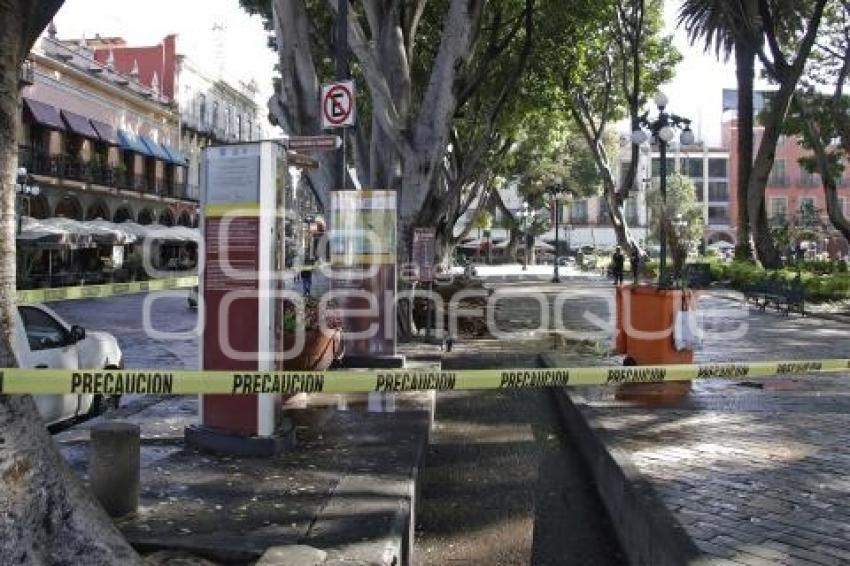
89, 421, 140, 518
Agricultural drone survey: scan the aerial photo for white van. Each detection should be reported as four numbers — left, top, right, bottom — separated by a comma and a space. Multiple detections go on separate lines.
13, 304, 123, 426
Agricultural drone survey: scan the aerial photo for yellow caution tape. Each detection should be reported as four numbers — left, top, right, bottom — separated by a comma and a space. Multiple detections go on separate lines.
0, 359, 847, 395
15, 276, 199, 304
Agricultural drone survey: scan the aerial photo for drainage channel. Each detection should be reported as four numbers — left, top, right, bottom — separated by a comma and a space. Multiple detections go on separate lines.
413, 354, 625, 565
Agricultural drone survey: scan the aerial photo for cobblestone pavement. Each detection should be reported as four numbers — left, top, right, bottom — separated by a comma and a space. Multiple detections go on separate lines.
526, 281, 850, 565
482, 280, 850, 363
412, 351, 624, 566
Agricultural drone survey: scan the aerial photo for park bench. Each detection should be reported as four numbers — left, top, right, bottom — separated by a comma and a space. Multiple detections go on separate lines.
743, 277, 805, 316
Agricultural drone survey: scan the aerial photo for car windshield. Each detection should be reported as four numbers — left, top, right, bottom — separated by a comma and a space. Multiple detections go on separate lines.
19, 306, 69, 351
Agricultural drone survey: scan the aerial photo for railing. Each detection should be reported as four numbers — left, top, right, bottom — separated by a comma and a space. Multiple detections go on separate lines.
799, 175, 819, 188
18, 146, 198, 201
768, 175, 788, 187
132, 174, 148, 192
18, 59, 34, 86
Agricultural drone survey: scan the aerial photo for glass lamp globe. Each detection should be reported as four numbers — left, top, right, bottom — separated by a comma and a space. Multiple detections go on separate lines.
653, 92, 669, 108
658, 126, 676, 143
680, 128, 695, 146
630, 130, 649, 145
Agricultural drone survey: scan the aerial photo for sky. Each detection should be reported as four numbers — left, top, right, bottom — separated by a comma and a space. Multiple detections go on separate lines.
52, 1, 751, 148
52, 0, 278, 111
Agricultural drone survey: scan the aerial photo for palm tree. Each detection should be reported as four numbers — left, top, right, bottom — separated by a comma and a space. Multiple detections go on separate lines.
678, 0, 761, 260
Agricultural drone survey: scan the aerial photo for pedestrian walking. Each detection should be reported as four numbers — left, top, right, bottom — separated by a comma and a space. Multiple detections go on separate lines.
612, 246, 625, 286
301, 257, 314, 296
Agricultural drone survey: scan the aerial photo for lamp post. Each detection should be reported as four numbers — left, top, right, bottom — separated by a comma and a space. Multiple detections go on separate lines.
631, 92, 694, 288
545, 182, 573, 283
518, 201, 530, 271
15, 167, 40, 235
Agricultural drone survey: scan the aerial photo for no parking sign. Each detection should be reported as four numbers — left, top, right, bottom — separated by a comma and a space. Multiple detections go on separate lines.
321, 81, 356, 129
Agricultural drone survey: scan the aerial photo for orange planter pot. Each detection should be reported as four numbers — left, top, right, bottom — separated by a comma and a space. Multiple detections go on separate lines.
614, 285, 696, 404
282, 329, 341, 371
615, 285, 695, 365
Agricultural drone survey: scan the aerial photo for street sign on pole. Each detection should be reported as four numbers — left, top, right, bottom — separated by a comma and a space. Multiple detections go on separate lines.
286, 135, 342, 152
413, 228, 436, 283
321, 81, 356, 129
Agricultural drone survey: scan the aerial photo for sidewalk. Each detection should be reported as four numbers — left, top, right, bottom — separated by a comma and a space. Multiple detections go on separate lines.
56, 390, 433, 564
538, 284, 850, 565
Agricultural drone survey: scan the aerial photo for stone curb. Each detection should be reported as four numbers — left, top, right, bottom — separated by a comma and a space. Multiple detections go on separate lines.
540, 353, 702, 566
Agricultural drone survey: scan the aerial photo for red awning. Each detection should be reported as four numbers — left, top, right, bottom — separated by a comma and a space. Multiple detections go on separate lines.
23, 98, 65, 131
90, 120, 120, 146
60, 110, 99, 140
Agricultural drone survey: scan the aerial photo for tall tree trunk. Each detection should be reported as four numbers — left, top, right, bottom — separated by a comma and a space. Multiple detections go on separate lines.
795, 101, 850, 243
748, 0, 827, 268
1, 3, 140, 561
734, 43, 755, 260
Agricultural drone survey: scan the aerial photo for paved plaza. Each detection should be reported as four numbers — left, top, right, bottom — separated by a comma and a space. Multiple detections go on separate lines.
533, 281, 850, 565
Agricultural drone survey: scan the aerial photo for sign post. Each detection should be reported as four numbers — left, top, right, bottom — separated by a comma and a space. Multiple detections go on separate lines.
413, 228, 436, 337
331, 191, 398, 359
188, 141, 288, 456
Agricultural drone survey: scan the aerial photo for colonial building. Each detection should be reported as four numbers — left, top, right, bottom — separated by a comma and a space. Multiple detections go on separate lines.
18, 27, 196, 228
86, 34, 266, 198
721, 89, 850, 255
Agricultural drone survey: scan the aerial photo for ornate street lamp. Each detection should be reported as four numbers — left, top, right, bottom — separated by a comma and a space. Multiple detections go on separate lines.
631, 92, 694, 287
15, 167, 40, 235
517, 201, 531, 271
545, 181, 573, 283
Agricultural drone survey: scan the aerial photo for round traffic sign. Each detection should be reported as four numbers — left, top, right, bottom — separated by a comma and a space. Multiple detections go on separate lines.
323, 83, 353, 127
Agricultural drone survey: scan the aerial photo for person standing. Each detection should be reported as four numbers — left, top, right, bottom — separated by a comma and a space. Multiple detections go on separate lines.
612, 246, 625, 286
301, 257, 314, 296
630, 247, 641, 284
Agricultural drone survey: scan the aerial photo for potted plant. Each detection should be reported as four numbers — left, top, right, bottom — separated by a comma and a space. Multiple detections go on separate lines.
614, 174, 703, 404
280, 296, 342, 371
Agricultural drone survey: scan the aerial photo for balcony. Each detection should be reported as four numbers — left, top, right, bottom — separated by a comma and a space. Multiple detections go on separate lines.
768, 175, 788, 188
18, 146, 196, 202
18, 59, 34, 86
799, 175, 819, 188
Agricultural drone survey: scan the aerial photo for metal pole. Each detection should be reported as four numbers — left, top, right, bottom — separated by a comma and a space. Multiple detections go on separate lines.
659, 138, 667, 287
553, 196, 560, 283
336, 0, 349, 191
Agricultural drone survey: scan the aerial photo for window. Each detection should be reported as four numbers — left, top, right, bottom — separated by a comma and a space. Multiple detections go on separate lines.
237, 114, 243, 141
769, 159, 787, 186
708, 158, 727, 178
708, 181, 729, 202
571, 200, 588, 223
708, 206, 730, 224
212, 101, 219, 128
799, 168, 818, 187
625, 198, 639, 225
598, 199, 610, 224
226, 106, 232, 136
770, 198, 787, 221
248, 122, 253, 141
651, 158, 676, 177
686, 158, 703, 179
799, 196, 816, 210
19, 306, 70, 351
199, 94, 207, 126
692, 180, 705, 201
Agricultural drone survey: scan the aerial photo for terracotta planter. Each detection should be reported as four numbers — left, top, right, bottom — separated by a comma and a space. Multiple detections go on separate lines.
614, 285, 696, 404
615, 285, 695, 365
282, 329, 341, 371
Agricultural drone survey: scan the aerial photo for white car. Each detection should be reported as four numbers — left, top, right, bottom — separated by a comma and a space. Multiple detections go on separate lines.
13, 304, 123, 426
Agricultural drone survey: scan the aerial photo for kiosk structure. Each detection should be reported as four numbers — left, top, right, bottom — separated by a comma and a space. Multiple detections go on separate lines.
186, 141, 288, 455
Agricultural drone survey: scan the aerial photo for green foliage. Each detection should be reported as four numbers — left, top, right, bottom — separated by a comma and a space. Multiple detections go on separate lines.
709, 259, 850, 302
646, 174, 704, 277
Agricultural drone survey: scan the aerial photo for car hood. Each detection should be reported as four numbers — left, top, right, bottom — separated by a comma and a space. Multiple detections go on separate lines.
78, 331, 123, 369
